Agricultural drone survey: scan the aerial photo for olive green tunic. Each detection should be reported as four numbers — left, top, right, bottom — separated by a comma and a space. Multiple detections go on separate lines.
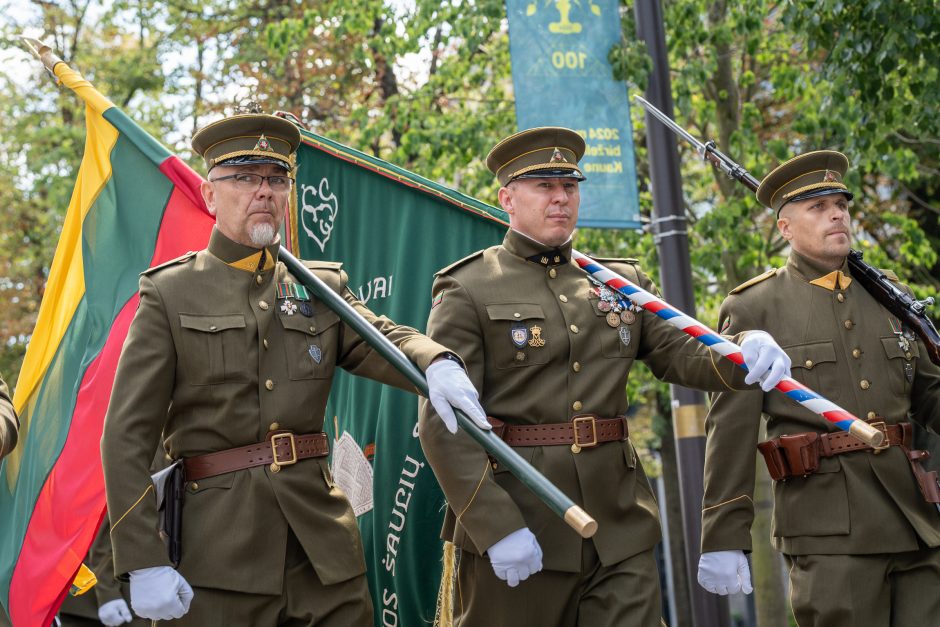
102, 227, 449, 595
0, 374, 17, 461
701, 250, 940, 557
419, 229, 748, 573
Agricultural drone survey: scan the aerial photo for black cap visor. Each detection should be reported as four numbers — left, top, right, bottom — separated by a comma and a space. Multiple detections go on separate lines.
779, 187, 853, 215
212, 155, 291, 171
512, 167, 587, 182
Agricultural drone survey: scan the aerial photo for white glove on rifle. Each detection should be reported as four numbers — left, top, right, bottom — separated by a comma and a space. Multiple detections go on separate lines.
697, 550, 753, 595
128, 566, 194, 620
97, 598, 133, 626
741, 331, 792, 391
486, 527, 543, 587
426, 358, 490, 434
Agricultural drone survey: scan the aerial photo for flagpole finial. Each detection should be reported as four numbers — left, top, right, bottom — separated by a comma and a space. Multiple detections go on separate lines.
21, 36, 64, 74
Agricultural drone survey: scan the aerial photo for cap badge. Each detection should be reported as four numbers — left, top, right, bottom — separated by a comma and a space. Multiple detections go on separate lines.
255, 134, 272, 152
823, 169, 837, 182
550, 148, 566, 163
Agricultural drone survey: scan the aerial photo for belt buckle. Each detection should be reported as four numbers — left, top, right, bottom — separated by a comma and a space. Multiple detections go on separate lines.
869, 420, 890, 454
270, 432, 298, 472
571, 415, 598, 454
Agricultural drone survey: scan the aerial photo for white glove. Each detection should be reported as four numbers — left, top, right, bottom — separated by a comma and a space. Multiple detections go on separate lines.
426, 358, 490, 434
741, 331, 792, 391
97, 598, 133, 626
697, 550, 753, 595
128, 566, 194, 620
486, 527, 543, 587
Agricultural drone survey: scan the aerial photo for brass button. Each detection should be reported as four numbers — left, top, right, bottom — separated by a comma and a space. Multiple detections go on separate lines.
860, 379, 870, 390
905, 352, 912, 360
804, 360, 814, 369
491, 461, 499, 470
265, 379, 275, 390
867, 412, 877, 420
209, 325, 217, 331
189, 482, 199, 491
270, 463, 281, 473
570, 324, 579, 333
572, 401, 583, 411
309, 326, 316, 332
844, 320, 853, 329
559, 294, 568, 303
549, 268, 557, 279
259, 300, 270, 310
263, 338, 270, 349
513, 312, 521, 318
572, 361, 581, 372
515, 351, 525, 362
852, 348, 861, 358
837, 293, 845, 302
256, 275, 264, 285
269, 422, 280, 431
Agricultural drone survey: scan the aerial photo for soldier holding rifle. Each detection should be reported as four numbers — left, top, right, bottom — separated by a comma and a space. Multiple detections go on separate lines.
101, 111, 489, 625
419, 127, 793, 627
698, 151, 940, 626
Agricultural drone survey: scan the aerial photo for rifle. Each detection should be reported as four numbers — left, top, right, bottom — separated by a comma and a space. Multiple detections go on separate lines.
634, 95, 940, 366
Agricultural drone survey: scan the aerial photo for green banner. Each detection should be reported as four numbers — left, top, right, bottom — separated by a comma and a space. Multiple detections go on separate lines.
290, 133, 507, 626
506, 0, 641, 229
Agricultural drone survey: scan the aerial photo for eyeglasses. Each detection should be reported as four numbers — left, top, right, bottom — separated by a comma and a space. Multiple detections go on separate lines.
209, 173, 294, 192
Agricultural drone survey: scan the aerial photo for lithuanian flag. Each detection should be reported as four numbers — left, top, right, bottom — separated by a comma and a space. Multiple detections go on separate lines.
0, 44, 214, 625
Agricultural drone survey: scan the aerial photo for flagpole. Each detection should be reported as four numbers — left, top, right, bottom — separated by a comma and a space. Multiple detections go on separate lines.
280, 247, 598, 538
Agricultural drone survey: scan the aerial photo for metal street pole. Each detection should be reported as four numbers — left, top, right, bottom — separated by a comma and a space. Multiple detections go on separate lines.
632, 1, 729, 626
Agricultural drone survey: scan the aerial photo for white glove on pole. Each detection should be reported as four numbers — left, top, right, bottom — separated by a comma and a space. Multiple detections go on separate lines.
741, 331, 792, 391
697, 550, 753, 595
97, 598, 134, 626
486, 527, 543, 587
128, 566, 194, 620
426, 358, 491, 434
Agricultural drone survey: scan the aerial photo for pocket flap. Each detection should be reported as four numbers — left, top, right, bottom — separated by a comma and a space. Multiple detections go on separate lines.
179, 313, 246, 333
787, 341, 836, 369
881, 336, 919, 359
279, 309, 340, 335
485, 303, 545, 321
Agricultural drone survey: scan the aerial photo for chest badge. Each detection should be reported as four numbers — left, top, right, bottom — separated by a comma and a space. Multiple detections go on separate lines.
619, 325, 631, 347
528, 325, 546, 348
606, 311, 621, 327
511, 322, 529, 348
309, 345, 322, 364
280, 299, 298, 316
298, 301, 313, 317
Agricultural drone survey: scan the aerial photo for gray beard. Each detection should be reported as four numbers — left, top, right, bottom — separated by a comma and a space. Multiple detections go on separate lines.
249, 223, 276, 247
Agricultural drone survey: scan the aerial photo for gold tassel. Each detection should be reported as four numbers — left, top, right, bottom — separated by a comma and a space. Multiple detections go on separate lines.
434, 541, 457, 627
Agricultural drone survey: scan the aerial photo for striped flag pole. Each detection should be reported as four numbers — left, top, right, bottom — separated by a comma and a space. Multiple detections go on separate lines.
571, 250, 885, 447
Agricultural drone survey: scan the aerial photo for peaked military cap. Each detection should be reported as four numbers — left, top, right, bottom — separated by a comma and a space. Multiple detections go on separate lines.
757, 150, 854, 216
486, 127, 586, 186
192, 113, 301, 171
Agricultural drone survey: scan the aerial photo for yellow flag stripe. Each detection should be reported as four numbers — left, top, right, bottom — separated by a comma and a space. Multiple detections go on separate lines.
12, 64, 118, 411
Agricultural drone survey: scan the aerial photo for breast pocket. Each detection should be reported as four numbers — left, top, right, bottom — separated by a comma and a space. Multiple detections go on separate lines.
786, 340, 837, 394
588, 296, 639, 359
880, 336, 918, 396
178, 313, 249, 385
279, 311, 340, 380
484, 303, 551, 369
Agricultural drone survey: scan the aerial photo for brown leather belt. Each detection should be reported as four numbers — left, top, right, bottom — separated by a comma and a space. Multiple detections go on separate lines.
488, 414, 629, 452
816, 423, 907, 457
183, 431, 329, 481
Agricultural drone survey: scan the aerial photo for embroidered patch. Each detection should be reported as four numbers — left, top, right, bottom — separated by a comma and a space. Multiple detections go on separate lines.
511, 322, 529, 348
720, 317, 731, 333
309, 345, 322, 364
431, 291, 444, 309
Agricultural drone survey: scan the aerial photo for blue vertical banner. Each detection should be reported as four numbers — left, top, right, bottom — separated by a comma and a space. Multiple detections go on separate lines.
506, 0, 641, 229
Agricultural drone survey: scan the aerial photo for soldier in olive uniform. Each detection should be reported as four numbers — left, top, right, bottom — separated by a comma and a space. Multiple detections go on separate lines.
418, 127, 793, 627
698, 151, 940, 625
0, 373, 17, 461
101, 112, 487, 625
